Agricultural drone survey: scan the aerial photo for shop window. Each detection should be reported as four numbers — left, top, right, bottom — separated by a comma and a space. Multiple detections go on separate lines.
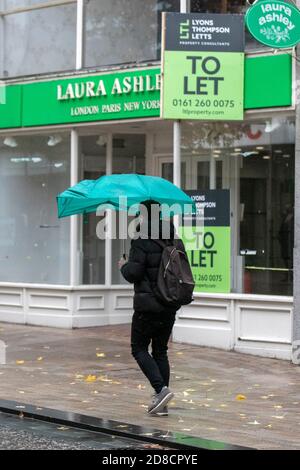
0, 133, 70, 284
0, 2, 76, 78
190, 0, 268, 51
84, 0, 180, 69
111, 134, 146, 284
181, 118, 295, 296
240, 135, 294, 296
81, 136, 106, 285
80, 133, 146, 285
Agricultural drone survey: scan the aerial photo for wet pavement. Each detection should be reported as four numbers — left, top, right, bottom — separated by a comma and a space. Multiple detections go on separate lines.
1, 322, 300, 449
0, 412, 163, 450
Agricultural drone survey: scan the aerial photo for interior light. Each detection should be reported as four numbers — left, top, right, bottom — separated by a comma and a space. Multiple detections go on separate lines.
265, 118, 281, 133
256, 146, 264, 150
10, 156, 42, 163
4, 137, 18, 148
96, 135, 107, 146
263, 155, 271, 160
47, 135, 63, 147
241, 151, 259, 158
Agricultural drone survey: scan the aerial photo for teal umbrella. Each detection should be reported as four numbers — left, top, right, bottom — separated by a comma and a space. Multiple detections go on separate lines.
57, 174, 195, 218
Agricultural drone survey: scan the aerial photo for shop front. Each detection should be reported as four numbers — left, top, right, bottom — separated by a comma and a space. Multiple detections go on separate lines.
0, 1, 297, 360
0, 53, 295, 360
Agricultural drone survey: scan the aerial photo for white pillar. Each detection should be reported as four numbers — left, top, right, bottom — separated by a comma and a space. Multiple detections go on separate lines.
70, 129, 79, 285
105, 134, 113, 286
292, 21, 300, 363
180, 0, 190, 13
173, 121, 181, 188
76, 0, 84, 70
210, 155, 217, 189
173, 0, 191, 189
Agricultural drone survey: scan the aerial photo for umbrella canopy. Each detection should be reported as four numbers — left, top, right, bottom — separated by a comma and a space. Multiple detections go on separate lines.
57, 174, 195, 218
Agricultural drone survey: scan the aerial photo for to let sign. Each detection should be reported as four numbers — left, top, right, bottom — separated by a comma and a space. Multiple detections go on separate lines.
161, 13, 245, 121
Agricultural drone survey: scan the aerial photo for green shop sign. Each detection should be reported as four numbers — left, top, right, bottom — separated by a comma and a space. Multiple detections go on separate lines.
0, 55, 294, 129
0, 84, 22, 128
246, 0, 300, 48
22, 67, 161, 127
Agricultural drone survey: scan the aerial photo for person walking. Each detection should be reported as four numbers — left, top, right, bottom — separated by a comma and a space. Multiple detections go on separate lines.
119, 200, 190, 416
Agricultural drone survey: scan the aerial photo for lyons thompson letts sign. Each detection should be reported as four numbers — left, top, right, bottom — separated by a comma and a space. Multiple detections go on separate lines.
162, 13, 245, 121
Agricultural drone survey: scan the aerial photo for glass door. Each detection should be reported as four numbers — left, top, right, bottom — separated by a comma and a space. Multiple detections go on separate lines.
157, 153, 224, 191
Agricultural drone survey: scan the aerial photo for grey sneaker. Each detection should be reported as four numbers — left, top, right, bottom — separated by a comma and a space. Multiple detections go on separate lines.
153, 406, 168, 417
148, 387, 174, 415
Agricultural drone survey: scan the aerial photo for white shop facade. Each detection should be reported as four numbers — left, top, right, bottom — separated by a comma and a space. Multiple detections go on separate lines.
0, 45, 296, 362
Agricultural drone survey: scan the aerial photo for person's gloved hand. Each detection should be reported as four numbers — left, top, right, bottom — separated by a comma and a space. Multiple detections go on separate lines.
118, 255, 127, 269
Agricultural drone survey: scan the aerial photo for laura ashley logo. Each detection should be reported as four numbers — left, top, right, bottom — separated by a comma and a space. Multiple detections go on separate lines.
258, 2, 297, 44
57, 74, 161, 101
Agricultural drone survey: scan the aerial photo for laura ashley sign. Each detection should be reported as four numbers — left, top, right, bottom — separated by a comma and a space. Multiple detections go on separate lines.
21, 68, 161, 126
246, 0, 300, 48
57, 74, 161, 101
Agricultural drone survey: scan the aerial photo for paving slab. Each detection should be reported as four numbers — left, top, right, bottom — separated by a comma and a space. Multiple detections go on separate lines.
0, 322, 300, 449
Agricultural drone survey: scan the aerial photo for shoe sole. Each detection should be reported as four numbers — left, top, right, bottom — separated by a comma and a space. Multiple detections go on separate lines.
151, 411, 169, 417
148, 392, 174, 415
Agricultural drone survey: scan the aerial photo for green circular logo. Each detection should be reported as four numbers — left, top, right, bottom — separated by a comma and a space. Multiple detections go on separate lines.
245, 0, 300, 48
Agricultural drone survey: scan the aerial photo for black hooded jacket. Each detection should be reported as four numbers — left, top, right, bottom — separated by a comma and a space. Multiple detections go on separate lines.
121, 220, 183, 314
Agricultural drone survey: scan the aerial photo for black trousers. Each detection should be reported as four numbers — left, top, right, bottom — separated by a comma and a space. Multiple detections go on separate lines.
131, 311, 176, 394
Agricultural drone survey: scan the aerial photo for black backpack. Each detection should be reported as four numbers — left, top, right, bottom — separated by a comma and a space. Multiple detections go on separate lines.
153, 239, 195, 308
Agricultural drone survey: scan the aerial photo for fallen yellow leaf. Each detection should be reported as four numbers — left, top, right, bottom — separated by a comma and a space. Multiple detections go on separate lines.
96, 353, 106, 358
85, 374, 97, 382
235, 394, 247, 401
37, 357, 43, 362
16, 360, 25, 365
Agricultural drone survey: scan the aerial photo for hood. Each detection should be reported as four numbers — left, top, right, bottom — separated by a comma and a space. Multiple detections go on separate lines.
136, 218, 176, 240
